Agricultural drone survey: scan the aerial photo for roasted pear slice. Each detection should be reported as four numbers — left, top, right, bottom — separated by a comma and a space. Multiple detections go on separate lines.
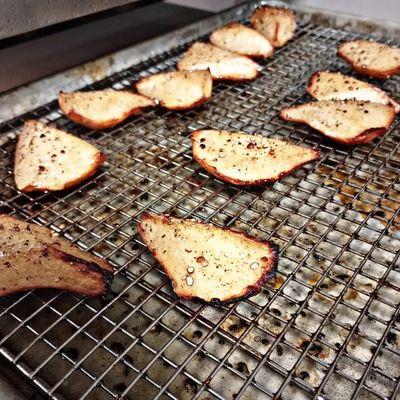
59, 89, 155, 129
307, 70, 400, 113
192, 130, 319, 185
338, 40, 400, 79
210, 22, 273, 58
136, 70, 212, 110
280, 100, 395, 145
14, 120, 106, 192
139, 213, 278, 304
251, 6, 296, 48
177, 42, 260, 81
0, 215, 113, 297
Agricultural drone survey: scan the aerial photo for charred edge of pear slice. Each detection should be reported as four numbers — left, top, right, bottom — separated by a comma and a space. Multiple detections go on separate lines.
138, 212, 279, 305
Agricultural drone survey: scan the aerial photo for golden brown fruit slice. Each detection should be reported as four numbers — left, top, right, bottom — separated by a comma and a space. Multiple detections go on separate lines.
139, 213, 278, 304
280, 100, 395, 145
338, 40, 400, 79
177, 42, 260, 81
0, 214, 113, 297
14, 120, 106, 192
251, 6, 296, 48
59, 89, 155, 129
210, 22, 273, 58
136, 70, 212, 110
192, 130, 319, 185
307, 70, 400, 113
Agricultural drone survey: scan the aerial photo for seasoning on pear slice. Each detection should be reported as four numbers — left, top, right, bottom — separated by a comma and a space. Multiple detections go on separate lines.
139, 213, 278, 304
0, 214, 113, 297
192, 130, 319, 185
307, 70, 400, 113
280, 100, 395, 145
136, 70, 212, 110
251, 6, 296, 48
338, 40, 400, 79
177, 42, 260, 81
210, 22, 273, 58
14, 120, 106, 192
59, 89, 155, 129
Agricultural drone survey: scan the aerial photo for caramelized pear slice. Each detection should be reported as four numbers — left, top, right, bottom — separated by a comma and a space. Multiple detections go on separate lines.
136, 70, 212, 110
192, 130, 319, 185
139, 213, 278, 304
14, 120, 106, 192
0, 214, 113, 297
210, 22, 273, 58
338, 40, 400, 79
177, 42, 260, 81
307, 70, 400, 113
280, 100, 395, 145
251, 6, 296, 48
59, 89, 155, 129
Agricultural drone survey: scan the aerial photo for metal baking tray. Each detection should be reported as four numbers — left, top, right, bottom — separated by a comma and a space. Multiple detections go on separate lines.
0, 1, 399, 399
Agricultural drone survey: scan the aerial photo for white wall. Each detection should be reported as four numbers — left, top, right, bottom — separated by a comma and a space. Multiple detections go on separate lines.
168, 0, 400, 24
287, 0, 400, 24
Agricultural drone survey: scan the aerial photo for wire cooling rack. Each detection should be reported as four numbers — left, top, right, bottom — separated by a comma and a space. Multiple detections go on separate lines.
0, 1, 399, 399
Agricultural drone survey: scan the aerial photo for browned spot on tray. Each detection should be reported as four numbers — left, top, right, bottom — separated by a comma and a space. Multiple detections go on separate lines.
381, 197, 398, 212
316, 165, 333, 177
336, 189, 373, 215
329, 170, 400, 221
266, 275, 285, 289
390, 215, 400, 233
320, 168, 348, 186
341, 185, 358, 196
258, 314, 284, 336
353, 199, 373, 214
314, 292, 333, 307
348, 334, 363, 350
349, 176, 365, 187
310, 343, 330, 359
334, 171, 348, 181
377, 191, 400, 226
344, 288, 359, 301
298, 338, 310, 351
367, 183, 386, 194
380, 169, 398, 180
309, 273, 320, 286
337, 193, 351, 205
318, 167, 380, 216
297, 339, 329, 359
221, 316, 248, 338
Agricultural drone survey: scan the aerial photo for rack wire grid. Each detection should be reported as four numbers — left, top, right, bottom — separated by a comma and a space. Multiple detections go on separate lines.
0, 1, 400, 400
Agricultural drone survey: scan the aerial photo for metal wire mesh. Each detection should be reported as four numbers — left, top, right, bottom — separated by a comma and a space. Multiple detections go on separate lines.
0, 2, 399, 399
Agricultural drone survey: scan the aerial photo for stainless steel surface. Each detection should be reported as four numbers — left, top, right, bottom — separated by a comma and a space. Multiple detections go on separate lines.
0, 0, 142, 40
286, 0, 400, 26
0, 359, 45, 399
0, 3, 210, 94
0, 1, 400, 399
